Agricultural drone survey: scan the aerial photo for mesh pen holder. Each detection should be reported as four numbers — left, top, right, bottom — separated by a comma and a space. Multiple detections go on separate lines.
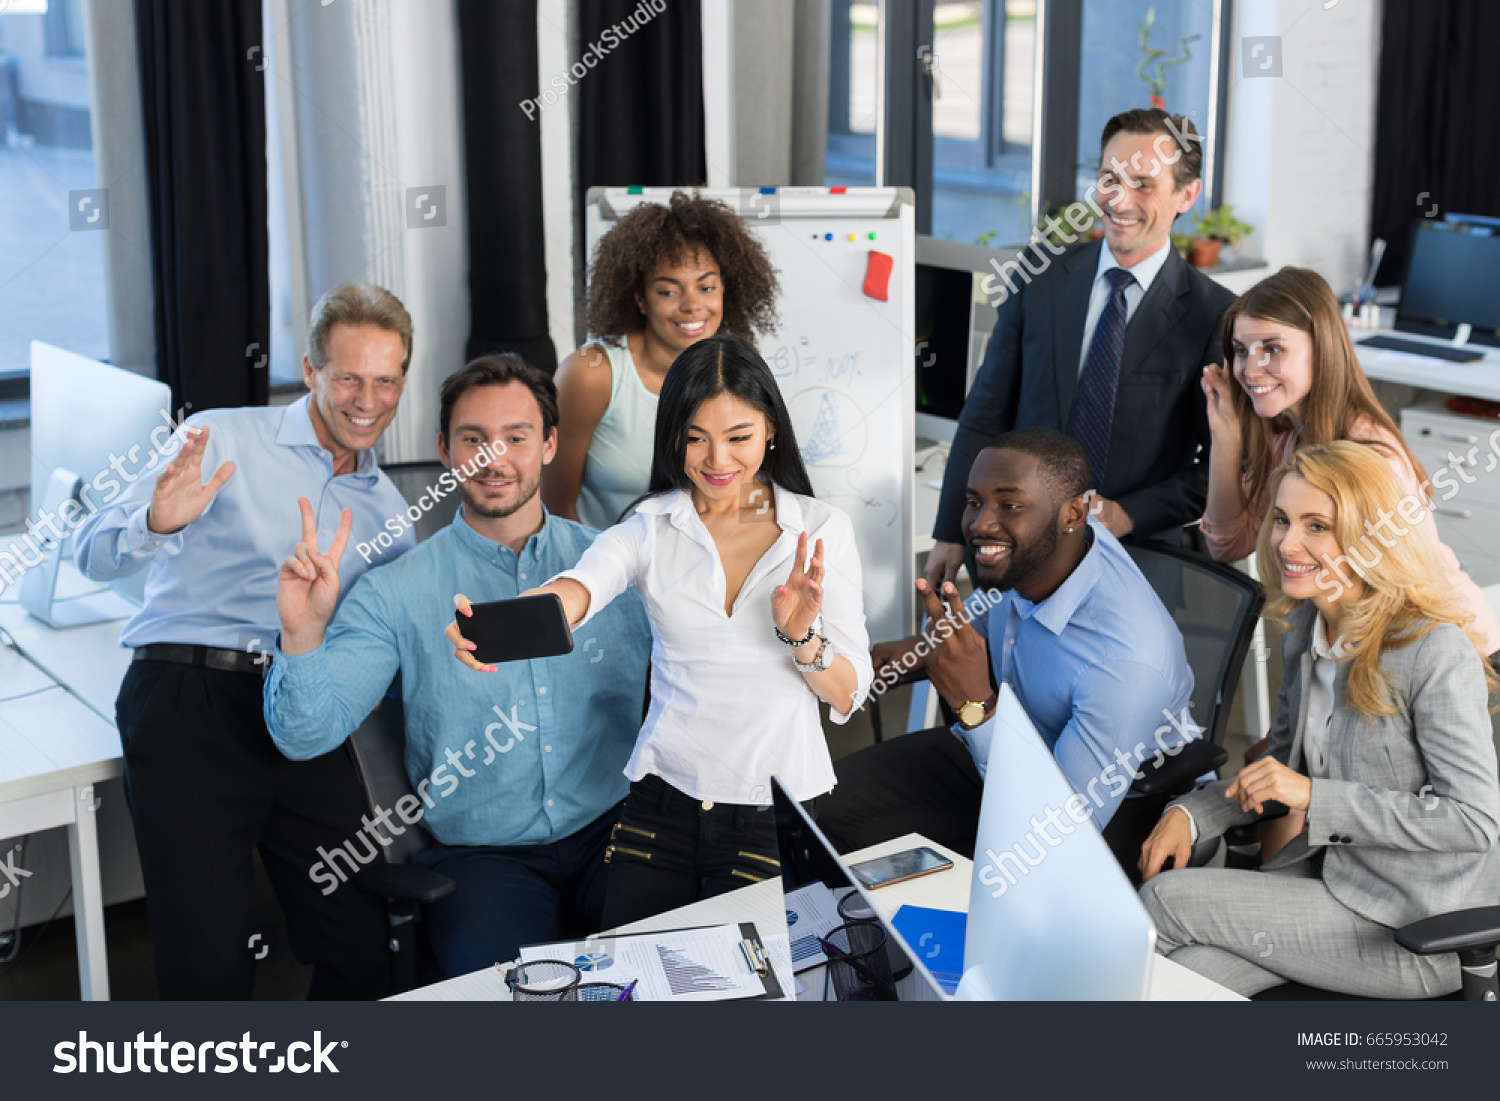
837, 890, 913, 982
506, 960, 581, 1001
821, 921, 898, 1002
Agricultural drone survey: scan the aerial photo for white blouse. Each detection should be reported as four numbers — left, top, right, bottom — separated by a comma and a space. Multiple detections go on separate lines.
551, 483, 874, 804
1302, 613, 1349, 779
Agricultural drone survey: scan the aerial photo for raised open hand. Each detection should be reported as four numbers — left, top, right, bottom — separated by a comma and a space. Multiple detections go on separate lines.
147, 425, 235, 534
771, 531, 824, 642
1200, 364, 1241, 440
276, 498, 352, 654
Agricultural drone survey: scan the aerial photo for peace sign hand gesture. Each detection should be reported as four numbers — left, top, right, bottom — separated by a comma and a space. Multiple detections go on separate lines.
147, 425, 236, 535
276, 497, 353, 655
772, 531, 824, 642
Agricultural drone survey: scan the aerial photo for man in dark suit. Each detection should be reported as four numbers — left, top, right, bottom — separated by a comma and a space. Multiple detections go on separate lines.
925, 108, 1236, 588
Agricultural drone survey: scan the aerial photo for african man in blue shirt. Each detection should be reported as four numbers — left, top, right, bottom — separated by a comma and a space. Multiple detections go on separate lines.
266, 355, 650, 978
73, 283, 419, 999
817, 428, 1197, 886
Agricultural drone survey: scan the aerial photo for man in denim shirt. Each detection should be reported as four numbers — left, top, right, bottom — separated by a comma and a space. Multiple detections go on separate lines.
266, 356, 650, 975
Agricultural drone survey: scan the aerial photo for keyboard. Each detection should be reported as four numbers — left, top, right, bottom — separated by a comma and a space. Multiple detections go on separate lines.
1357, 334, 1484, 363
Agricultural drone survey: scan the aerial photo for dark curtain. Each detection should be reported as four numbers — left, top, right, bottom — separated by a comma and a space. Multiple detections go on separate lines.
135, 0, 268, 414
576, 0, 706, 306
1370, 0, 1500, 284
577, 0, 706, 192
457, 0, 556, 372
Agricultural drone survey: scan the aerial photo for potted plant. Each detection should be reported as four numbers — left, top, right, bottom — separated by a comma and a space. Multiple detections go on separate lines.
1187, 206, 1253, 268
1137, 7, 1200, 110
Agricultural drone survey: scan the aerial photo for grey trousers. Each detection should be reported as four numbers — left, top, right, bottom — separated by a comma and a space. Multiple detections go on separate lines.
1139, 860, 1459, 998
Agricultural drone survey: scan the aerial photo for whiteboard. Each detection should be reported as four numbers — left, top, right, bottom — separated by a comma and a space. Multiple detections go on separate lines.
586, 187, 916, 643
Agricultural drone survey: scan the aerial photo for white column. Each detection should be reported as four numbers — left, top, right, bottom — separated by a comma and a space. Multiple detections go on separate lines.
282, 0, 470, 464
537, 0, 579, 359
701, 0, 736, 186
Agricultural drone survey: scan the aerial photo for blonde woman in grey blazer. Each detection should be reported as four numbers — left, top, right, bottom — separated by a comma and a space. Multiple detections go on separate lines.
1138, 441, 1499, 998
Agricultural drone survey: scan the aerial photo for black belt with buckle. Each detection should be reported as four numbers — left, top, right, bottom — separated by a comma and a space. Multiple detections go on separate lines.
133, 643, 271, 677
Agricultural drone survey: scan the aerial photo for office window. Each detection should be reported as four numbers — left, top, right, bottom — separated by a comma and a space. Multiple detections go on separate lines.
825, 0, 879, 186
930, 0, 1036, 245
1076, 0, 1216, 223
0, 5, 110, 377
44, 0, 86, 59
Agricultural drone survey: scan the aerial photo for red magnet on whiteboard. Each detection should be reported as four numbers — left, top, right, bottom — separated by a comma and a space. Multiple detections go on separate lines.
862, 250, 893, 301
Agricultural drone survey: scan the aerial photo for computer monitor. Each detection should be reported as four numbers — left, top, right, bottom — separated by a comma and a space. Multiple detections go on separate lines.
18, 341, 177, 626
771, 777, 947, 1001
912, 238, 1010, 443
963, 685, 1157, 999
1396, 219, 1500, 348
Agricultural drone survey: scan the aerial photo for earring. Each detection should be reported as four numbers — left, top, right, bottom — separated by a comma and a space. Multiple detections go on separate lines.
768, 439, 776, 450
1067, 527, 1074, 533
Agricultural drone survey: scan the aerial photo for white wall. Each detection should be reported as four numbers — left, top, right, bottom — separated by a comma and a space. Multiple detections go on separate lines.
1221, 0, 1381, 295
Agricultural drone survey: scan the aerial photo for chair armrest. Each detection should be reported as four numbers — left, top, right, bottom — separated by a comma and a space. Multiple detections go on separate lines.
1394, 906, 1500, 957
877, 666, 930, 689
353, 862, 456, 905
1131, 740, 1228, 797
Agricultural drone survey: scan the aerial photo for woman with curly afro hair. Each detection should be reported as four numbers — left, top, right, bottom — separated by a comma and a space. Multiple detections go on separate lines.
541, 190, 780, 529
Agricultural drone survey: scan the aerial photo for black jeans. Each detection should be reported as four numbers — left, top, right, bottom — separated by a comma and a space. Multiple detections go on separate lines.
599, 774, 784, 929
413, 804, 620, 977
115, 659, 389, 999
816, 726, 1169, 887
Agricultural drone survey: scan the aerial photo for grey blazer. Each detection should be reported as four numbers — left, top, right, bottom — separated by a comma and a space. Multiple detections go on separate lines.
1176, 601, 1500, 929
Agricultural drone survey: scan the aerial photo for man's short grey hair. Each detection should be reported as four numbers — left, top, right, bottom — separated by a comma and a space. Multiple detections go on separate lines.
306, 283, 414, 373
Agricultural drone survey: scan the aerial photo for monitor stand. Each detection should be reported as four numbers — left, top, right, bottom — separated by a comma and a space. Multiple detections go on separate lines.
17, 467, 139, 628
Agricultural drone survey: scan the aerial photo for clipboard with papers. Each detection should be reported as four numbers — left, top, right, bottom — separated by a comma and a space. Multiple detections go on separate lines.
516, 921, 785, 1002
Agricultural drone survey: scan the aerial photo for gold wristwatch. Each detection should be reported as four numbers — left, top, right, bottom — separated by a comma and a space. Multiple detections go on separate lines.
957, 691, 999, 730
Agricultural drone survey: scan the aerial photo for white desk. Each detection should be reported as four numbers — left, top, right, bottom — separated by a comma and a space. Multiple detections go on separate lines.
0, 642, 121, 999
392, 831, 1242, 1002
0, 601, 135, 722
1355, 329, 1500, 400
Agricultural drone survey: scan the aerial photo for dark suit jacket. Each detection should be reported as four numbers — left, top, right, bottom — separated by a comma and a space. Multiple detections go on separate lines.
933, 239, 1236, 542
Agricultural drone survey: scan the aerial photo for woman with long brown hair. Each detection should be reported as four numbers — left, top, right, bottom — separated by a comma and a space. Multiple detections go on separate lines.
1199, 266, 1500, 654
1139, 442, 1499, 998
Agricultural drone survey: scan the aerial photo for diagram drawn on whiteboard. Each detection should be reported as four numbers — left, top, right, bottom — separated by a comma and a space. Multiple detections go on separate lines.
792, 387, 867, 467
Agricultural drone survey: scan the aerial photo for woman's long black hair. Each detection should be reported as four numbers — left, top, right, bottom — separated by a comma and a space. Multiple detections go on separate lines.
628, 334, 814, 514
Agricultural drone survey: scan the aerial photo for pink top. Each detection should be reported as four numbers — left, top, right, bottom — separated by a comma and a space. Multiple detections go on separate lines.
1202, 418, 1500, 654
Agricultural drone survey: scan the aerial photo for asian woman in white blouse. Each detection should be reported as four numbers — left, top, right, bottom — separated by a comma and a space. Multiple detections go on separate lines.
449, 334, 873, 927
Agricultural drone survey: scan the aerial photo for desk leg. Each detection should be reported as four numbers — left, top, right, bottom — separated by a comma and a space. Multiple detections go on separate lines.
67, 785, 110, 1001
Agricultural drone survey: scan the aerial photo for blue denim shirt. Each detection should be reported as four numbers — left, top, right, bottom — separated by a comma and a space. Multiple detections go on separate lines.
265, 508, 651, 847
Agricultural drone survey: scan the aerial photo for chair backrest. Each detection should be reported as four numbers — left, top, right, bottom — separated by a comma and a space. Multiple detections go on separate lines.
1124, 543, 1264, 749
346, 690, 434, 865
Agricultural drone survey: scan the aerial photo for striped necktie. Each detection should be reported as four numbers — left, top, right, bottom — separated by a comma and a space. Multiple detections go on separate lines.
1068, 266, 1136, 489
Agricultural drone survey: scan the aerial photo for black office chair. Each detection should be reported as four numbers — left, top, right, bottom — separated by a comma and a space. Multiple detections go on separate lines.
868, 542, 1264, 836
344, 692, 455, 994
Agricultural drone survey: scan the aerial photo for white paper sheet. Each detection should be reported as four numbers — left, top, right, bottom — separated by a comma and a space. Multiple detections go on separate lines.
519, 923, 768, 1002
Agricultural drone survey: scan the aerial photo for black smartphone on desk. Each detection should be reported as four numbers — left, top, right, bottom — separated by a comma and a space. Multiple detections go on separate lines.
455, 593, 573, 665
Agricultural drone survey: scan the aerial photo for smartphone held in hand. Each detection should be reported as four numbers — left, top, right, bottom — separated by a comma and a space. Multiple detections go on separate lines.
456, 593, 573, 665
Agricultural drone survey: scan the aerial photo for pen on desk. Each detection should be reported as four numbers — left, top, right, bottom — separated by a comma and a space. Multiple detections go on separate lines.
616, 979, 638, 1002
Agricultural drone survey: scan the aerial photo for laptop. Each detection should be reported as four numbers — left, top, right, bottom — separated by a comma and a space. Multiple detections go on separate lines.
962, 684, 1158, 999
771, 777, 948, 1001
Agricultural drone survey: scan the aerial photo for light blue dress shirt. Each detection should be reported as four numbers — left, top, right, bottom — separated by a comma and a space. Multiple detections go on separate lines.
955, 519, 1196, 827
1076, 237, 1174, 373
72, 394, 416, 651
264, 508, 652, 847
